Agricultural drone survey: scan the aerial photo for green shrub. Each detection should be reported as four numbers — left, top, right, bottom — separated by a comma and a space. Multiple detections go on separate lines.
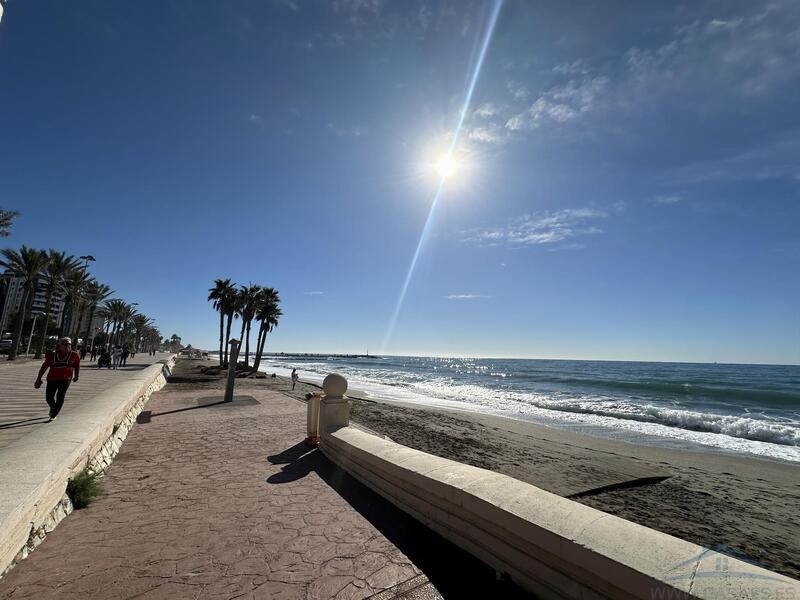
66, 470, 103, 509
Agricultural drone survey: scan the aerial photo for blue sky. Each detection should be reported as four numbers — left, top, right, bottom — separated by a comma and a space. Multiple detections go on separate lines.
1, 0, 798, 364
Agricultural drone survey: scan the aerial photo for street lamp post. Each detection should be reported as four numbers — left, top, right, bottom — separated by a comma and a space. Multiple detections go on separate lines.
26, 312, 42, 357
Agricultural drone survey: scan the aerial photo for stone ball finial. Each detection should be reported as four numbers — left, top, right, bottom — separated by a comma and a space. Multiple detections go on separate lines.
323, 373, 348, 397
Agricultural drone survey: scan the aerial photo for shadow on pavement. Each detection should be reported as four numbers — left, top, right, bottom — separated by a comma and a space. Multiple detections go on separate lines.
0, 416, 50, 430
266, 445, 532, 599
137, 396, 258, 423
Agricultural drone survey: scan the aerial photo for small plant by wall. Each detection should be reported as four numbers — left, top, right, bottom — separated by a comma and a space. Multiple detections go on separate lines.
66, 470, 103, 509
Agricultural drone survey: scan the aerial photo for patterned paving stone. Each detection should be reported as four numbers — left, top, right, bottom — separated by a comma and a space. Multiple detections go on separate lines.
0, 380, 438, 599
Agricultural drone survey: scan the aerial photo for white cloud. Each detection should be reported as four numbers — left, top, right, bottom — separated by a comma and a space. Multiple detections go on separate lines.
304, 291, 325, 296
445, 294, 490, 300
507, 80, 529, 101
553, 58, 591, 76
473, 102, 502, 119
505, 77, 608, 131
468, 126, 505, 145
462, 208, 607, 248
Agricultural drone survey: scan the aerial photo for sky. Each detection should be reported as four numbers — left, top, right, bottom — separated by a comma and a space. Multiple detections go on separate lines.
1, 0, 798, 365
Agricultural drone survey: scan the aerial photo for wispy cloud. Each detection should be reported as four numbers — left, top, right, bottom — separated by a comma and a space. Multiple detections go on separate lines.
475, 2, 800, 156
327, 123, 367, 137
468, 125, 506, 145
247, 113, 265, 126
274, 0, 299, 10
650, 194, 682, 205
505, 76, 608, 131
333, 0, 383, 26
304, 291, 325, 296
462, 208, 607, 248
445, 294, 490, 300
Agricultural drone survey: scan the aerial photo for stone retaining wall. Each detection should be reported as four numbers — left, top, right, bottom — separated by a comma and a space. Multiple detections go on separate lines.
321, 422, 800, 599
0, 358, 175, 578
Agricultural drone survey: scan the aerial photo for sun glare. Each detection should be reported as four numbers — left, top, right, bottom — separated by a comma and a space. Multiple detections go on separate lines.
434, 155, 457, 179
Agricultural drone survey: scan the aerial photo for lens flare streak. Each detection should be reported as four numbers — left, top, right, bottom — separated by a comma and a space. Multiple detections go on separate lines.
381, 0, 503, 353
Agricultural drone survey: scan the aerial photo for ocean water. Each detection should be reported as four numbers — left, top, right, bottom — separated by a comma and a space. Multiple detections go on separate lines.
256, 355, 800, 463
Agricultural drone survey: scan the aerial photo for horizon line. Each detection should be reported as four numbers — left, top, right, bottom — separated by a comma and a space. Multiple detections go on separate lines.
202, 349, 799, 368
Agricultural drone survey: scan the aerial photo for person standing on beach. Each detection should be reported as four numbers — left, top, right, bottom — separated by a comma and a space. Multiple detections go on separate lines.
291, 368, 299, 390
34, 337, 80, 421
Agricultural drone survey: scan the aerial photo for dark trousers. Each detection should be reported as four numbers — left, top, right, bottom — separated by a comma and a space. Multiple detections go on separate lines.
45, 380, 70, 417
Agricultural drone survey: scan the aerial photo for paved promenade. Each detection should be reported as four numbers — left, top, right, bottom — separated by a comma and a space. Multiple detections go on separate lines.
0, 353, 169, 450
0, 362, 527, 599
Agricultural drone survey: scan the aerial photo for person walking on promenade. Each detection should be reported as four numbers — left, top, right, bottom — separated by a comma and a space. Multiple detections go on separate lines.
34, 337, 80, 422
291, 368, 299, 390
121, 345, 130, 367
90, 346, 97, 361
79, 345, 87, 360
112, 346, 122, 370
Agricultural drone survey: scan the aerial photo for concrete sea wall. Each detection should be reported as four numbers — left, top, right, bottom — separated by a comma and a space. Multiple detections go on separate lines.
316, 376, 799, 600
0, 358, 175, 578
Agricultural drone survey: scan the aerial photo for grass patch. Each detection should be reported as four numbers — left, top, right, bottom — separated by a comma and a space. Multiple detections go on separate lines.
66, 470, 103, 509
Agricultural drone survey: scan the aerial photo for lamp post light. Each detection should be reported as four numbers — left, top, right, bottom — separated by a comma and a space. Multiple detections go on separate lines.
79, 255, 96, 271
224, 339, 240, 403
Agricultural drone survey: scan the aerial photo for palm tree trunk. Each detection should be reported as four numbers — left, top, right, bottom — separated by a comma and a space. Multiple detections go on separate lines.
244, 319, 252, 367
104, 319, 112, 349
224, 312, 233, 366
72, 302, 85, 346
7, 285, 31, 360
218, 311, 224, 366
35, 287, 55, 359
83, 304, 96, 349
238, 318, 246, 366
251, 321, 267, 372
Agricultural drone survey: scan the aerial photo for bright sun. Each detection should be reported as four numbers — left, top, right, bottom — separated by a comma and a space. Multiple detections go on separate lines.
434, 155, 457, 179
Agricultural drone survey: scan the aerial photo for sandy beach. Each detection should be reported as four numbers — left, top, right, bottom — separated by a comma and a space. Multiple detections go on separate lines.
193, 364, 800, 580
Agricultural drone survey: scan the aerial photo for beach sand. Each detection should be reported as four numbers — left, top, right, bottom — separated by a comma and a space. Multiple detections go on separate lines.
195, 364, 800, 580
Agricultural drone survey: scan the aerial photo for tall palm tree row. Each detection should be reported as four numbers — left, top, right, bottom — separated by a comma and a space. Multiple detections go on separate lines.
1, 243, 165, 360
0, 246, 49, 360
207, 280, 281, 371
35, 250, 80, 359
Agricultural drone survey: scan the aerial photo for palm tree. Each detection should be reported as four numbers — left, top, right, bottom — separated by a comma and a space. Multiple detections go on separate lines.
208, 278, 235, 366
36, 250, 79, 359
251, 288, 281, 373
0, 246, 49, 360
130, 314, 153, 352
61, 269, 92, 343
95, 302, 112, 348
103, 299, 127, 347
82, 281, 112, 350
236, 284, 262, 368
168, 334, 181, 352
222, 284, 239, 366
0, 209, 18, 237
112, 303, 137, 347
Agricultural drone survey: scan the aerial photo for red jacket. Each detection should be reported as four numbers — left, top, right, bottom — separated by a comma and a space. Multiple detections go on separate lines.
43, 350, 80, 381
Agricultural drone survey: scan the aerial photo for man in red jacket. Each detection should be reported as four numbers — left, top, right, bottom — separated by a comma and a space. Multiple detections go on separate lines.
34, 337, 80, 421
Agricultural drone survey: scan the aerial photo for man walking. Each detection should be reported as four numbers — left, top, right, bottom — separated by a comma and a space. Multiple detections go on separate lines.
34, 337, 80, 422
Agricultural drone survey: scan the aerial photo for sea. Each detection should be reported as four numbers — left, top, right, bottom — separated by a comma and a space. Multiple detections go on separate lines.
253, 355, 800, 463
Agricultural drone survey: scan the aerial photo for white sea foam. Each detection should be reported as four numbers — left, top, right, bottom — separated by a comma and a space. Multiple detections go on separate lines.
258, 358, 800, 463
